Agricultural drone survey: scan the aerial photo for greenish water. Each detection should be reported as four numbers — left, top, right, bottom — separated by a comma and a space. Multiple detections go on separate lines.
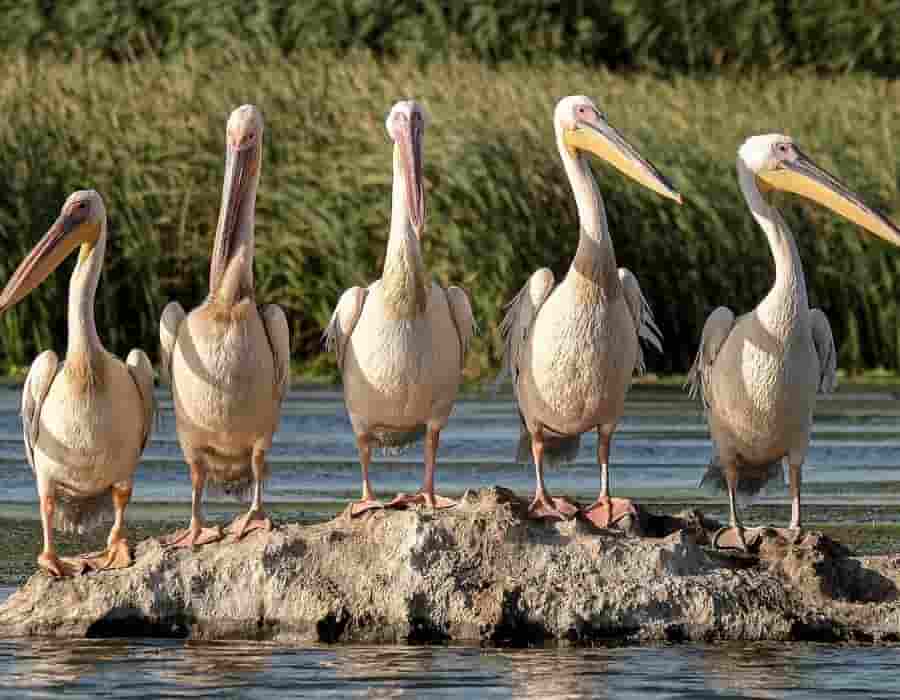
2, 385, 900, 697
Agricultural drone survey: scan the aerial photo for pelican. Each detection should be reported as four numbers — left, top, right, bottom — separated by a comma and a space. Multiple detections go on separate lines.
326, 100, 474, 516
501, 95, 681, 525
688, 134, 900, 550
0, 190, 155, 577
160, 104, 290, 547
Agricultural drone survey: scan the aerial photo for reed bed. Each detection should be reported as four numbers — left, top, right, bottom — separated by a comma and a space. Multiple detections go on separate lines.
0, 52, 898, 379
4, 1, 900, 75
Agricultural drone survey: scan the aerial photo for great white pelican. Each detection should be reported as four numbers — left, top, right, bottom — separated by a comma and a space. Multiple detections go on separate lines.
160, 105, 290, 547
688, 134, 900, 550
326, 99, 474, 516
0, 190, 155, 576
501, 95, 681, 525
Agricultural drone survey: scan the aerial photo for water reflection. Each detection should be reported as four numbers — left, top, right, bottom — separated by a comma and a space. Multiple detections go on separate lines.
501, 648, 609, 700
694, 644, 801, 698
151, 640, 273, 690
2, 640, 900, 698
2, 638, 133, 689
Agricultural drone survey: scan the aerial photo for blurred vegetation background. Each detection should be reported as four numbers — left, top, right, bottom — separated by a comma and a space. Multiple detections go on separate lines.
0, 1, 899, 382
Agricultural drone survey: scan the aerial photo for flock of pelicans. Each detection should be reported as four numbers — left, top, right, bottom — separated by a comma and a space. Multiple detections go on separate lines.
1, 94, 900, 579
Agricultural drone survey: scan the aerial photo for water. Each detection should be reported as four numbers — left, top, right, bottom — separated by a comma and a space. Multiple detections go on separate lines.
1, 386, 900, 508
1, 637, 899, 698
2, 384, 900, 697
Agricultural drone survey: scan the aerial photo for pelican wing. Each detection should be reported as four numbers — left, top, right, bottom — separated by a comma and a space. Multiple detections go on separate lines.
324, 286, 368, 369
21, 350, 59, 472
500, 268, 556, 386
810, 308, 838, 394
126, 349, 156, 452
261, 304, 291, 401
445, 285, 475, 363
618, 268, 663, 375
159, 301, 186, 386
687, 306, 736, 406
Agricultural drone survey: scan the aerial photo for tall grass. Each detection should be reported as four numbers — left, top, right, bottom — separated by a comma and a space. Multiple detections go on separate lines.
0, 52, 899, 379
2, 1, 900, 75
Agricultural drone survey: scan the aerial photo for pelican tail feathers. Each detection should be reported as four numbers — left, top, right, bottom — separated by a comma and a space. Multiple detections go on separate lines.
699, 455, 785, 498
516, 429, 581, 467
53, 486, 114, 535
371, 425, 427, 455
204, 459, 271, 502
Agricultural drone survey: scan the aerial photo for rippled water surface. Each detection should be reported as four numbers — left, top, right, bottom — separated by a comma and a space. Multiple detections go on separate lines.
2, 385, 900, 507
2, 385, 900, 697
1, 636, 900, 699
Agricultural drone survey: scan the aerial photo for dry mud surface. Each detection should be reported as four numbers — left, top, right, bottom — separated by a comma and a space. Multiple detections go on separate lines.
3, 487, 900, 645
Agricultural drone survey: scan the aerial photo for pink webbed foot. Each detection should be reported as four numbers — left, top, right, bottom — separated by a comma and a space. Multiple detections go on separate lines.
346, 498, 385, 518
78, 538, 133, 572
37, 552, 84, 578
527, 492, 580, 521
386, 492, 457, 510
227, 509, 273, 540
581, 496, 638, 530
711, 526, 750, 553
163, 524, 224, 549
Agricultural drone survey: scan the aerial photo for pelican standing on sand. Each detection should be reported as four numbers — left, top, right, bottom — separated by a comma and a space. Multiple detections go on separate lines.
501, 95, 681, 525
326, 100, 474, 516
160, 105, 290, 546
0, 191, 155, 576
688, 134, 900, 550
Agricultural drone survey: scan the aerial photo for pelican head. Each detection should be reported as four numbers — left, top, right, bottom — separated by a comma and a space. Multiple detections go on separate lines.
0, 190, 105, 313
211, 104, 264, 292
386, 99, 427, 236
554, 95, 682, 203
740, 134, 900, 247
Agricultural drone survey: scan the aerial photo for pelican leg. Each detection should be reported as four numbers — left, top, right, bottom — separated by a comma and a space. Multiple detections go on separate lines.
714, 460, 749, 552
349, 434, 384, 517
388, 426, 456, 510
36, 481, 79, 578
80, 482, 133, 572
421, 427, 456, 509
789, 461, 803, 531
165, 458, 223, 548
527, 431, 578, 521
227, 447, 274, 539
582, 426, 637, 529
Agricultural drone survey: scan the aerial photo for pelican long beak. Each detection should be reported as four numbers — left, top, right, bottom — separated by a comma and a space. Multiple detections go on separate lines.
210, 142, 258, 291
0, 216, 93, 313
396, 115, 425, 236
564, 120, 682, 203
758, 153, 900, 247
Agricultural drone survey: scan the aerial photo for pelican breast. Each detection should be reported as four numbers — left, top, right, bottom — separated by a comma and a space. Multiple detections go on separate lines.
170, 299, 278, 441
343, 280, 435, 429
707, 312, 818, 462
34, 353, 145, 494
520, 282, 637, 435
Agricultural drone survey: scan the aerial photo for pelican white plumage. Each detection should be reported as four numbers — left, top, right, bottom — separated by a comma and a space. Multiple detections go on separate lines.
0, 190, 155, 577
326, 99, 474, 516
501, 95, 681, 525
160, 105, 290, 547
688, 134, 900, 550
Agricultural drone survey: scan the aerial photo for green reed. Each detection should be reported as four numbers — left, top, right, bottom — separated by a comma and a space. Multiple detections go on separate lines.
3, 1, 900, 75
0, 52, 898, 380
